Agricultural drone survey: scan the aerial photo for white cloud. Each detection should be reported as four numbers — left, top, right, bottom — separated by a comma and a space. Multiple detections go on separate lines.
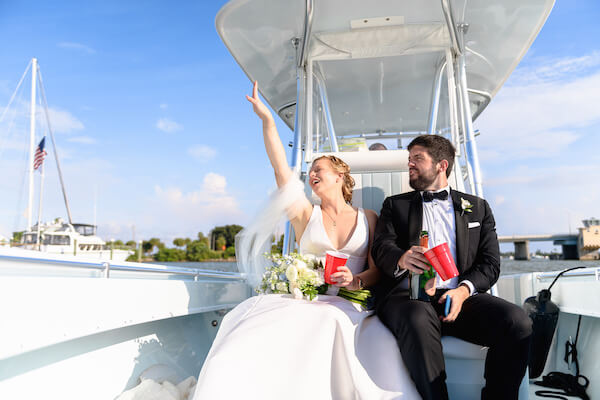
159, 103, 168, 109
67, 136, 96, 144
46, 108, 85, 134
156, 118, 182, 133
148, 172, 244, 238
1, 100, 84, 137
510, 51, 600, 85
57, 42, 96, 54
486, 164, 600, 236
476, 52, 600, 161
470, 51, 600, 246
188, 145, 217, 161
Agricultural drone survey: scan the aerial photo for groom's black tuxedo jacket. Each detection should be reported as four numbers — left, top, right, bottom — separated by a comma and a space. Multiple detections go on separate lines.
371, 189, 500, 303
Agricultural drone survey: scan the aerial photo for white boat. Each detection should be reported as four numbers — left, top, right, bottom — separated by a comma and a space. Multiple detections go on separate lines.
19, 218, 131, 262
1, 1, 599, 399
1, 59, 131, 263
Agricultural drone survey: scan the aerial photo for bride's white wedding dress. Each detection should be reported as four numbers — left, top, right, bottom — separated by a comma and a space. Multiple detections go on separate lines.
193, 206, 419, 400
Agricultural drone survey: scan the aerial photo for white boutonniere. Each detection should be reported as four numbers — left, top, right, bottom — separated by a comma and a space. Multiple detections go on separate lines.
460, 197, 473, 216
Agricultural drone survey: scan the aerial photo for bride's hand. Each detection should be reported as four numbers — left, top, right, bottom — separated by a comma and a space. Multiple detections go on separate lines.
246, 81, 274, 123
331, 266, 353, 288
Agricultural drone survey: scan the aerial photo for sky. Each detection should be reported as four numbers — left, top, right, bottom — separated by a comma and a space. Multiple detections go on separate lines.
0, 1, 598, 253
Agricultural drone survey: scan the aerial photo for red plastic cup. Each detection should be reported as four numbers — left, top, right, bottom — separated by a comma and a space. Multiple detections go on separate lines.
324, 250, 349, 284
424, 243, 459, 281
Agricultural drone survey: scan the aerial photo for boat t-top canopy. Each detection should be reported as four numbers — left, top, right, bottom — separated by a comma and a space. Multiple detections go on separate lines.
217, 0, 553, 138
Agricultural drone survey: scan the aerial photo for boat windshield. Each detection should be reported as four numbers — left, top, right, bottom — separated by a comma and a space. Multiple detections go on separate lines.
73, 224, 97, 236
308, 52, 453, 153
23, 234, 38, 244
42, 235, 71, 245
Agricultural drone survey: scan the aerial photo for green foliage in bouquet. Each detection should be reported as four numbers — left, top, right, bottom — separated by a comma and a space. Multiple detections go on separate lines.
258, 252, 372, 307
257, 252, 327, 301
337, 287, 372, 308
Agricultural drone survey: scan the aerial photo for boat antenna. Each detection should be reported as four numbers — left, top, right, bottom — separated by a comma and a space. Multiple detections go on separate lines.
37, 65, 74, 224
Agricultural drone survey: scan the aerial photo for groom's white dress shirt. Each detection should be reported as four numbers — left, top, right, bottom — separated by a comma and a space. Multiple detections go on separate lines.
421, 186, 475, 295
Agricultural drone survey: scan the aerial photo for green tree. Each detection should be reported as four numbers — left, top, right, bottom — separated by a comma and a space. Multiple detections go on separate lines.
215, 235, 227, 251
12, 231, 24, 243
114, 239, 124, 247
148, 237, 165, 252
186, 240, 213, 261
210, 225, 243, 249
154, 248, 187, 262
197, 232, 209, 246
271, 234, 284, 254
224, 246, 236, 258
125, 240, 136, 247
126, 249, 141, 262
173, 238, 186, 248
142, 240, 154, 254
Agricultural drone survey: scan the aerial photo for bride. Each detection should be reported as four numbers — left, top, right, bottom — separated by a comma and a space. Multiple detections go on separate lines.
193, 83, 419, 399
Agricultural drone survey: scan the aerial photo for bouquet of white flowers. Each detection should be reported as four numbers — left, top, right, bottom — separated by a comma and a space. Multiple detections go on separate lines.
257, 252, 327, 301
257, 252, 373, 307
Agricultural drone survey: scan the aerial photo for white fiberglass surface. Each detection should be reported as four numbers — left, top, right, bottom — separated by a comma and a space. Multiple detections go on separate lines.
217, 0, 553, 131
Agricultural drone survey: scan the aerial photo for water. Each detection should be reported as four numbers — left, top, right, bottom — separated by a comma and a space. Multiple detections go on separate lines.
500, 259, 598, 275
157, 259, 599, 276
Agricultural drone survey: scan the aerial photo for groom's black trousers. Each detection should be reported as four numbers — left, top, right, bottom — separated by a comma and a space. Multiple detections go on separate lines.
377, 289, 532, 400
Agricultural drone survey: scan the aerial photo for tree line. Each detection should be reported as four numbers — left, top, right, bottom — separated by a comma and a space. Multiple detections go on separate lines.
124, 224, 244, 262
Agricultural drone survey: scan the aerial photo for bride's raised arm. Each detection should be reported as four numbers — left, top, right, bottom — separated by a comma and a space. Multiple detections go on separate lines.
246, 81, 312, 238
246, 81, 294, 187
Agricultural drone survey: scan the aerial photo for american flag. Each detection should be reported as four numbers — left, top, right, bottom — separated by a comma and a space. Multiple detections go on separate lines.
33, 137, 47, 171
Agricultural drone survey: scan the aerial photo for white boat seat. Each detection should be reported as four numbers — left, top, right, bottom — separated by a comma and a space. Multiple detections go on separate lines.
441, 336, 488, 360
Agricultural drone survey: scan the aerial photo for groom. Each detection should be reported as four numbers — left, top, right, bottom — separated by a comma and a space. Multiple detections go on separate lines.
372, 135, 532, 400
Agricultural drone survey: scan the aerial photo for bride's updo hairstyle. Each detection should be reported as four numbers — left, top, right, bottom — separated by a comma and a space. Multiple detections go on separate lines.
313, 155, 355, 204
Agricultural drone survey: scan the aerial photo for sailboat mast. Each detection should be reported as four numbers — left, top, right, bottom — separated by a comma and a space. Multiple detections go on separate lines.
27, 58, 38, 231
36, 163, 45, 248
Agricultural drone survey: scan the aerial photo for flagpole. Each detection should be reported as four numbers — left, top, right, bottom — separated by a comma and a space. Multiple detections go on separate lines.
27, 58, 38, 231
36, 160, 45, 249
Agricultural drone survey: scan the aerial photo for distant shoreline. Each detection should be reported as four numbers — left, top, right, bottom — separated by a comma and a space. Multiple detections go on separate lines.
144, 258, 236, 263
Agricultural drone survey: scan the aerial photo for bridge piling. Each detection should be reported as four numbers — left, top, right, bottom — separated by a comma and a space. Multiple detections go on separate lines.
514, 241, 530, 260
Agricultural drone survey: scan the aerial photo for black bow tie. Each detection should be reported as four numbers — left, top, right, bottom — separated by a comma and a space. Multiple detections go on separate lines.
422, 190, 448, 202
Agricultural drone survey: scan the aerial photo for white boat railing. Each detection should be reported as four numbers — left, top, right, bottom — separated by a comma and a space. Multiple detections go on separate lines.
536, 267, 600, 282
0, 252, 246, 280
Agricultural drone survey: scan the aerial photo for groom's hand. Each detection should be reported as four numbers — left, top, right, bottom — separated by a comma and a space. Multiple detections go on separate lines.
438, 285, 470, 322
398, 246, 429, 274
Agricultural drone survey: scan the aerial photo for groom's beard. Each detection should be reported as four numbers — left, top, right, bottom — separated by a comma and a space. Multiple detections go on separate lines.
409, 165, 438, 191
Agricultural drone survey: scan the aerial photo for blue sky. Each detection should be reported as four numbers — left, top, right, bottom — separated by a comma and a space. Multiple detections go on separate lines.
0, 1, 599, 253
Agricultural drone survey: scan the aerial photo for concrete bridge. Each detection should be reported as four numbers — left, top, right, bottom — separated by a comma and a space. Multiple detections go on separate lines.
497, 234, 579, 260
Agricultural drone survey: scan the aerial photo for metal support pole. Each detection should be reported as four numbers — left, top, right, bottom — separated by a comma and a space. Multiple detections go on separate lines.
282, 63, 306, 256
445, 49, 460, 152
297, 0, 314, 68
457, 52, 484, 197
305, 59, 313, 161
441, 0, 463, 55
314, 71, 338, 151
283, 0, 313, 255
427, 60, 446, 135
